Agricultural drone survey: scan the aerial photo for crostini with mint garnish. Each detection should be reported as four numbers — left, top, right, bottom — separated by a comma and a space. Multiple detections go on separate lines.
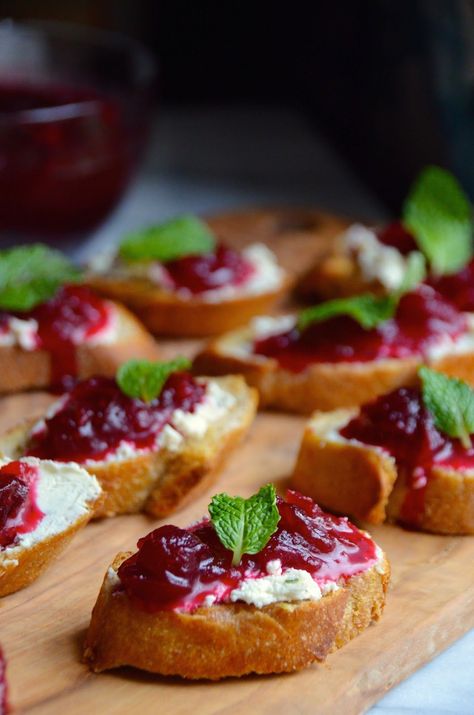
292, 367, 474, 533
194, 257, 474, 413
87, 214, 290, 337
83, 486, 389, 678
0, 359, 257, 518
0, 244, 160, 393
298, 166, 474, 305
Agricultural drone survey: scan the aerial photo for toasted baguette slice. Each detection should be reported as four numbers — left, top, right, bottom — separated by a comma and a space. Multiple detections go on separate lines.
84, 550, 389, 679
0, 457, 101, 597
88, 274, 291, 337
292, 410, 474, 534
0, 376, 258, 519
0, 301, 160, 395
194, 317, 474, 414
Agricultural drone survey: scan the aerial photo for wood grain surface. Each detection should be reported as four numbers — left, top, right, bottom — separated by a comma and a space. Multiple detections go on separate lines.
1, 210, 473, 715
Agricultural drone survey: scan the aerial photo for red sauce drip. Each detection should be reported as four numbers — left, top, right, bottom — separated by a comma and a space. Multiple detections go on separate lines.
376, 221, 418, 256
116, 490, 379, 613
0, 81, 140, 236
0, 647, 8, 715
5, 285, 111, 391
0, 460, 44, 549
428, 258, 474, 312
254, 286, 466, 372
164, 243, 255, 294
26, 372, 205, 463
340, 387, 474, 526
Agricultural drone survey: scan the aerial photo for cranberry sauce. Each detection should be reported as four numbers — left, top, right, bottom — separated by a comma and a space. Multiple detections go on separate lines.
376, 221, 418, 256
163, 243, 255, 294
341, 387, 474, 526
116, 490, 379, 613
7, 285, 111, 390
253, 286, 467, 372
428, 258, 474, 312
26, 372, 205, 463
0, 460, 44, 549
0, 646, 8, 715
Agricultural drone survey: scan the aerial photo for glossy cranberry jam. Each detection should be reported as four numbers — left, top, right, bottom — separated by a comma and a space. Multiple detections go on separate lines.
116, 490, 379, 613
163, 243, 255, 294
26, 372, 205, 463
376, 221, 418, 256
0, 461, 44, 549
341, 387, 474, 526
428, 258, 474, 312
0, 646, 8, 715
253, 286, 467, 372
1, 285, 112, 390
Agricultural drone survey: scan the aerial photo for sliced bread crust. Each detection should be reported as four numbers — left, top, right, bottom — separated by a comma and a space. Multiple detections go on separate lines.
84, 551, 389, 679
0, 302, 160, 394
194, 322, 474, 413
88, 274, 291, 337
0, 376, 258, 519
292, 410, 474, 534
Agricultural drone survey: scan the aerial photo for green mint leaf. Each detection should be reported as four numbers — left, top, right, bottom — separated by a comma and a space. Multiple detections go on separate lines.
0, 244, 82, 311
116, 357, 191, 402
118, 215, 216, 263
298, 293, 396, 331
403, 165, 473, 275
298, 250, 426, 332
419, 367, 474, 448
208, 484, 280, 566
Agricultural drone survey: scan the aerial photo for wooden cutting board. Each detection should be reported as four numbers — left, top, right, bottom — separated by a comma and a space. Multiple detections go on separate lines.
1, 210, 474, 715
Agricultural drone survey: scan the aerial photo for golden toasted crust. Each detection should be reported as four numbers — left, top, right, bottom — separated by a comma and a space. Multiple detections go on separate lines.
194, 322, 474, 413
0, 509, 94, 598
292, 409, 474, 534
292, 411, 398, 524
0, 376, 258, 519
84, 552, 389, 679
194, 328, 421, 413
0, 302, 160, 395
297, 248, 384, 301
88, 274, 291, 338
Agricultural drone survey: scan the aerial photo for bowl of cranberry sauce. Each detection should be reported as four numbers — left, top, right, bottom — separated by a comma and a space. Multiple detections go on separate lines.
0, 21, 156, 239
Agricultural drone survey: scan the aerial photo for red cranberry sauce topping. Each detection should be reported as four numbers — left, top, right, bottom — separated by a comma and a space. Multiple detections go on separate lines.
0, 646, 8, 715
162, 243, 255, 294
0, 285, 112, 390
26, 372, 205, 463
376, 221, 418, 256
0, 460, 44, 549
428, 258, 474, 312
340, 387, 474, 526
253, 286, 467, 372
116, 490, 379, 613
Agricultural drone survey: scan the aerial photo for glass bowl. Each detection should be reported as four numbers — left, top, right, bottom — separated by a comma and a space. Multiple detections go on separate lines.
0, 20, 157, 240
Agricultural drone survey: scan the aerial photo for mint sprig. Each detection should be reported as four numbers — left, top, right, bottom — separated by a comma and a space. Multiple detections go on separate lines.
0, 244, 82, 311
403, 165, 473, 275
119, 215, 216, 263
116, 357, 191, 402
298, 250, 425, 331
419, 367, 474, 448
209, 484, 280, 566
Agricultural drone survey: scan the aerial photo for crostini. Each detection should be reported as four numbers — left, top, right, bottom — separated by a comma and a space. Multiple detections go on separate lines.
0, 359, 258, 518
194, 285, 474, 413
292, 368, 474, 533
0, 456, 101, 597
88, 214, 290, 337
84, 486, 389, 678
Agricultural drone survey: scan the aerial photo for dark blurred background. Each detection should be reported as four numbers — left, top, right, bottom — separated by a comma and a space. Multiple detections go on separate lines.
2, 0, 473, 215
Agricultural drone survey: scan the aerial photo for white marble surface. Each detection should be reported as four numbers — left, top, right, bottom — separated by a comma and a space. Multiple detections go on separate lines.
83, 106, 474, 714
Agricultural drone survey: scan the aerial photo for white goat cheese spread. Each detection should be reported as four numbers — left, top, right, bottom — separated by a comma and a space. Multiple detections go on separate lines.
341, 223, 415, 291
0, 457, 101, 555
0, 317, 39, 350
